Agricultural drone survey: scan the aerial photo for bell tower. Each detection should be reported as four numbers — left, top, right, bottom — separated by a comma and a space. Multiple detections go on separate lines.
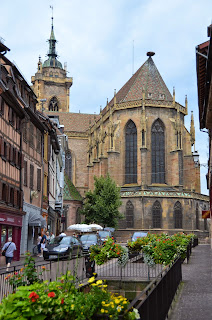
31, 10, 72, 112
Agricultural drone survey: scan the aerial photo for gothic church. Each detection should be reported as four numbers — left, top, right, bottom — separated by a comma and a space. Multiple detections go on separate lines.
32, 20, 209, 238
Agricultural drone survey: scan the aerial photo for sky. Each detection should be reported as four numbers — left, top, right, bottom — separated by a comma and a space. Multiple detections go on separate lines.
0, 0, 211, 195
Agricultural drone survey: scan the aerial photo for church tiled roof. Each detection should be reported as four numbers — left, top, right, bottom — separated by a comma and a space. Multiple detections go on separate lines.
46, 111, 99, 132
106, 54, 173, 110
63, 173, 83, 201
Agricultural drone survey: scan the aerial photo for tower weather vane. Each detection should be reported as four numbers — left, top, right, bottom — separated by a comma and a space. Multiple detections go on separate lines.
50, 5, 53, 22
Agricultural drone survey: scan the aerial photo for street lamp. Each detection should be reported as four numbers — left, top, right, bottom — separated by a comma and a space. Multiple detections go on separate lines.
58, 192, 62, 203
192, 151, 200, 167
40, 99, 47, 112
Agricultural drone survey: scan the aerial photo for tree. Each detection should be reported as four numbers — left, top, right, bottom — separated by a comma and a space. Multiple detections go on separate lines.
80, 175, 123, 228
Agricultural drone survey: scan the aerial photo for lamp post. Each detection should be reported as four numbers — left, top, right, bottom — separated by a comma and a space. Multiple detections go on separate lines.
192, 151, 200, 167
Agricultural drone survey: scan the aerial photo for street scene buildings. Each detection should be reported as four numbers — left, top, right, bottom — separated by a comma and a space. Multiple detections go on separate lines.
0, 16, 211, 261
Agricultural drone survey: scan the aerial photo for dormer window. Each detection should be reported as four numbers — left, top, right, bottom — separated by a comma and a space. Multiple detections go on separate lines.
159, 93, 165, 99
148, 93, 152, 98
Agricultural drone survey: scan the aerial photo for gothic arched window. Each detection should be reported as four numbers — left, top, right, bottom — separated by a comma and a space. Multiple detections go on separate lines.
76, 207, 81, 224
151, 119, 165, 183
125, 120, 137, 184
196, 203, 199, 229
65, 150, 72, 181
152, 200, 162, 228
126, 200, 134, 228
174, 201, 182, 228
49, 96, 59, 111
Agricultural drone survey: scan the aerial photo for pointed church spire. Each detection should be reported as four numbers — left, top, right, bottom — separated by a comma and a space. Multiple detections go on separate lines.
190, 111, 195, 148
43, 7, 63, 69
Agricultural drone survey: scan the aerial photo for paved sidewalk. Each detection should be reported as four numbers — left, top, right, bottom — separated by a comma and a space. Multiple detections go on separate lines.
0, 254, 44, 271
169, 244, 212, 320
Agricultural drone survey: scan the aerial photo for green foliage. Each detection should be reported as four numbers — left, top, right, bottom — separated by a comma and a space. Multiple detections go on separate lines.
90, 237, 123, 265
80, 175, 123, 228
127, 232, 193, 266
0, 275, 139, 320
5, 252, 45, 289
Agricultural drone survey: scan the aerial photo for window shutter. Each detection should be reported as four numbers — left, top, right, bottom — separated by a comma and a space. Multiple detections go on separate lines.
20, 190, 23, 209
48, 136, 51, 162
37, 168, 41, 191
21, 153, 24, 168
24, 160, 27, 186
30, 164, 34, 189
15, 149, 19, 166
9, 145, 13, 162
6, 185, 10, 203
14, 189, 17, 207
6, 143, 10, 161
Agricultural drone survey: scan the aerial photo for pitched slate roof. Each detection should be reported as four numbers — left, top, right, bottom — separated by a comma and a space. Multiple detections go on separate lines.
106, 55, 173, 111
46, 111, 99, 132
63, 173, 83, 201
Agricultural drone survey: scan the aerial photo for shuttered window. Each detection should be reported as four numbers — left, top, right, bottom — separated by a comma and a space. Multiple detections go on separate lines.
151, 119, 165, 183
37, 129, 41, 153
29, 123, 34, 148
0, 96, 4, 115
30, 164, 34, 189
37, 168, 41, 191
24, 161, 27, 186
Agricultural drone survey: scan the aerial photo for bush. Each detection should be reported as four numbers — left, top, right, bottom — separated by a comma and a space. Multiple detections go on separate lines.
0, 274, 140, 320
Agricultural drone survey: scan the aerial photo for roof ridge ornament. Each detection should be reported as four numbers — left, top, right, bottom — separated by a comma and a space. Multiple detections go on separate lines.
147, 52, 155, 57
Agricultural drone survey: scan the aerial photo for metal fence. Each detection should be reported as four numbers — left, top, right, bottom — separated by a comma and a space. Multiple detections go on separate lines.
95, 253, 163, 281
0, 256, 86, 302
126, 257, 182, 320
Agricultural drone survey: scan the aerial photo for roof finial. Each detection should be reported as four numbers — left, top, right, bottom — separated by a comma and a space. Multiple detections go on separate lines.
147, 52, 155, 57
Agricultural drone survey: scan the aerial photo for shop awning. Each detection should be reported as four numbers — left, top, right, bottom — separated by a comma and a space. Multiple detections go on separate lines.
28, 212, 46, 228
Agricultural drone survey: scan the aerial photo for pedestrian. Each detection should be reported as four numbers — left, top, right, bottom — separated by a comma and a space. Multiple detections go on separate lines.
37, 232, 42, 256
46, 231, 50, 244
59, 230, 66, 237
50, 232, 55, 242
2, 237, 16, 271
40, 231, 47, 257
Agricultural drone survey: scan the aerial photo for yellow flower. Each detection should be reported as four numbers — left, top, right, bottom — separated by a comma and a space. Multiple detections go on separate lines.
102, 301, 105, 305
96, 280, 103, 285
123, 301, 127, 304
103, 285, 107, 288
71, 304, 74, 310
117, 306, 122, 312
78, 284, 83, 287
104, 310, 108, 313
115, 298, 120, 304
91, 283, 97, 286
20, 268, 24, 272
88, 276, 95, 283
101, 309, 105, 313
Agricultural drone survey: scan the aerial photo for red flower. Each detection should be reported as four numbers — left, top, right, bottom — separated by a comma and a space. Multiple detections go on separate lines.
48, 292, 56, 298
61, 298, 64, 304
29, 292, 39, 302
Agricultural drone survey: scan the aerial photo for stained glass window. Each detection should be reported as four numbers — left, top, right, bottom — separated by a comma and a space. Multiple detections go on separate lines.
152, 200, 162, 228
151, 119, 165, 183
174, 201, 182, 228
125, 120, 137, 184
126, 200, 134, 228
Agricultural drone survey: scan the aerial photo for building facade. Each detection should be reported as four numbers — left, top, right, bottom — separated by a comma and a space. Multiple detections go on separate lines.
0, 42, 25, 260
196, 25, 212, 245
32, 24, 209, 238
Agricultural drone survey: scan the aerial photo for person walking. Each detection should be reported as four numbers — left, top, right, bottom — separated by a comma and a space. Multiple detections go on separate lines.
46, 231, 50, 244
39, 231, 47, 257
37, 233, 42, 256
2, 237, 16, 271
50, 232, 55, 241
